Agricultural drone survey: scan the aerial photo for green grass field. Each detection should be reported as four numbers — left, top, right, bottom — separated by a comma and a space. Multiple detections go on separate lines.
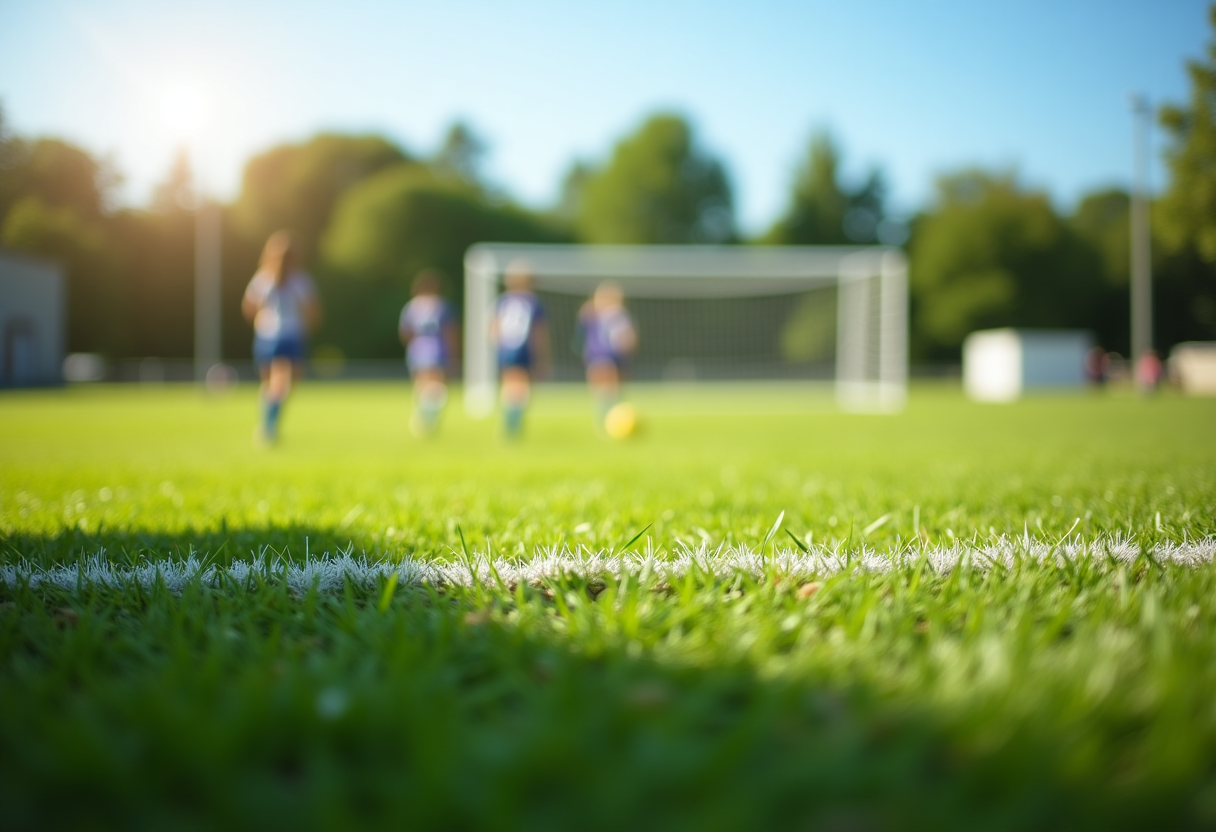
3, 382, 1216, 831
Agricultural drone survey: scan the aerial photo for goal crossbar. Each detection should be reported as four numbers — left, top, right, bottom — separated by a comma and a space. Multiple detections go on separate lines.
463, 243, 907, 414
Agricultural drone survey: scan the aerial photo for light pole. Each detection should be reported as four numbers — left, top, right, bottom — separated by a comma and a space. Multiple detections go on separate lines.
1129, 93, 1153, 392
158, 81, 221, 385
194, 187, 222, 384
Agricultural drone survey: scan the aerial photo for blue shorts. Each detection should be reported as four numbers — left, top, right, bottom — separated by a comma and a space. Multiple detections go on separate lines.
498, 345, 533, 370
409, 356, 445, 374
254, 335, 307, 367
584, 350, 626, 370
408, 338, 447, 374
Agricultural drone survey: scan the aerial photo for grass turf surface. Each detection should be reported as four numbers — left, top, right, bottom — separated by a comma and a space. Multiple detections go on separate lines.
2, 382, 1216, 830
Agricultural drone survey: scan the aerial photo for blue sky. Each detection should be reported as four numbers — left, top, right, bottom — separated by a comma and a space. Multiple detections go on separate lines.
0, 0, 1209, 234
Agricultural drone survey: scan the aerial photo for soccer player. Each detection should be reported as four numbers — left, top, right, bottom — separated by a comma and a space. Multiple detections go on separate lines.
241, 231, 322, 444
490, 260, 550, 438
398, 269, 459, 436
576, 281, 637, 428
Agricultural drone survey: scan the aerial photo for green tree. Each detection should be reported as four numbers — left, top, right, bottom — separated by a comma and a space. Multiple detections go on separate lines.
151, 149, 197, 214
103, 211, 191, 360
231, 133, 411, 254
1153, 6, 1216, 348
101, 154, 200, 360
764, 131, 887, 245
554, 160, 593, 229
1069, 188, 1133, 351
1155, 247, 1216, 347
320, 165, 567, 358
1071, 189, 1130, 287
576, 113, 735, 244
1, 196, 126, 354
103, 155, 256, 362
0, 133, 117, 227
909, 170, 1100, 359
432, 121, 489, 192
1158, 5, 1216, 263
0, 127, 128, 356
34, 138, 115, 217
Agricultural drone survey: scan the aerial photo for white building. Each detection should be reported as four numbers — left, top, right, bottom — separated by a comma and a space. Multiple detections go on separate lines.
1169, 342, 1216, 396
0, 249, 65, 387
963, 328, 1091, 402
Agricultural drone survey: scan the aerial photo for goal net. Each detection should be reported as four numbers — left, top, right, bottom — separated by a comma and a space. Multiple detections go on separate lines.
463, 244, 906, 414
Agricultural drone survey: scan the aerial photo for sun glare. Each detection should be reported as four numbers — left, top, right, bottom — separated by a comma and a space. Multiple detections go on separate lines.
157, 82, 210, 138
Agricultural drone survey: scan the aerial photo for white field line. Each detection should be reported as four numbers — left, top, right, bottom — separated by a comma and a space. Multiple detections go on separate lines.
1, 537, 1215, 595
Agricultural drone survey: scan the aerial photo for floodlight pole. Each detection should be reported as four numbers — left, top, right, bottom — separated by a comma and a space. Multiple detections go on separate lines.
194, 189, 222, 384
1129, 93, 1153, 392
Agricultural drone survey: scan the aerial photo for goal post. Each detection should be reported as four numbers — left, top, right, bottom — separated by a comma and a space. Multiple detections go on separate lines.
463, 243, 907, 415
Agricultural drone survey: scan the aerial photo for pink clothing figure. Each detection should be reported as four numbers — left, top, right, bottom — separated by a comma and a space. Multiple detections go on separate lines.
1136, 349, 1162, 392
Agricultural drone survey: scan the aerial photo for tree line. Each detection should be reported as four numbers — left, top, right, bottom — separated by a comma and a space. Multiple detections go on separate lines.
2, 11, 1215, 365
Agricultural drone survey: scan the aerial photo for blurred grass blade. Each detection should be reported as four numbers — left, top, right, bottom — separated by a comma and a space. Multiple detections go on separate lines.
614, 523, 652, 557
763, 510, 785, 552
863, 514, 890, 537
377, 570, 399, 613
784, 528, 810, 555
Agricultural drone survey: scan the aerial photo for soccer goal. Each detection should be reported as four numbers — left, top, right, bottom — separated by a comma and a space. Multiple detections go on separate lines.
463, 243, 907, 415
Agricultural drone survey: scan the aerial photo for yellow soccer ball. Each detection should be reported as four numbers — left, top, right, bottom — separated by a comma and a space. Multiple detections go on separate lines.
603, 402, 640, 440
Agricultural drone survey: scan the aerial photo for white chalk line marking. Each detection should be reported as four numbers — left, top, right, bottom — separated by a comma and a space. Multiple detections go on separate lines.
1, 537, 1214, 595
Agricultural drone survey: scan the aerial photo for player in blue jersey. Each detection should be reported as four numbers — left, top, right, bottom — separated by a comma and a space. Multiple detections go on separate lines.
491, 260, 550, 438
399, 269, 460, 436
576, 281, 637, 428
241, 231, 321, 444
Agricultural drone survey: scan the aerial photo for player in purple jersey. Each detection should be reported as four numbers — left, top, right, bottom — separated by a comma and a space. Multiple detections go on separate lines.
490, 260, 550, 438
576, 281, 637, 428
241, 231, 322, 444
399, 269, 460, 436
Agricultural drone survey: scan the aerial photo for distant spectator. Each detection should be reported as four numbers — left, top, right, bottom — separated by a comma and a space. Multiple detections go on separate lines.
1085, 346, 1110, 388
241, 231, 321, 444
1137, 349, 1163, 393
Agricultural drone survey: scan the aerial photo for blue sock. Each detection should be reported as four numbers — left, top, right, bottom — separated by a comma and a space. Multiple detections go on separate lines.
263, 399, 282, 437
421, 400, 441, 431
503, 404, 523, 437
